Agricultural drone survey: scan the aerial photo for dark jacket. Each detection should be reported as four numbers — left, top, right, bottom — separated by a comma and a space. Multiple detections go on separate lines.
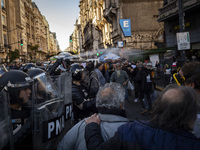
135, 68, 147, 91
135, 68, 152, 92
11, 105, 32, 150
72, 83, 96, 122
85, 120, 200, 150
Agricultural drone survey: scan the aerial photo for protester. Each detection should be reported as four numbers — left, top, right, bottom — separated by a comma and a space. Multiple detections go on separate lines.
89, 63, 106, 98
135, 62, 152, 114
85, 85, 200, 150
174, 61, 200, 137
176, 61, 200, 93
94, 63, 106, 87
70, 64, 96, 124
131, 61, 140, 102
57, 82, 129, 150
110, 63, 129, 101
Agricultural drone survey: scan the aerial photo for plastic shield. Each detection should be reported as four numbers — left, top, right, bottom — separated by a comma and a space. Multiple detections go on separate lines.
56, 72, 73, 132
32, 73, 65, 150
0, 90, 14, 150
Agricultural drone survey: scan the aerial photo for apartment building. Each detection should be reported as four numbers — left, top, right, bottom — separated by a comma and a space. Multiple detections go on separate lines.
158, 0, 200, 59
0, 0, 59, 63
73, 0, 164, 58
79, 0, 112, 55
0, 0, 7, 61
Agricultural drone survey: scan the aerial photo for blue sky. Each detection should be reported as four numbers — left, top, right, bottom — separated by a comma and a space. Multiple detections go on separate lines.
32, 0, 80, 51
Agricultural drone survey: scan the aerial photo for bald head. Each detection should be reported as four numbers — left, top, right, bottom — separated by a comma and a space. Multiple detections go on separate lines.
162, 89, 182, 103
150, 84, 200, 131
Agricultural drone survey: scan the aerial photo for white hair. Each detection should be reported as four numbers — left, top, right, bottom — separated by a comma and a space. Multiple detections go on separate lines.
96, 82, 125, 109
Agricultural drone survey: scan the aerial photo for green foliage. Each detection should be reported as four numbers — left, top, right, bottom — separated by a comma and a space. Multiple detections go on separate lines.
30, 45, 39, 51
9, 49, 20, 63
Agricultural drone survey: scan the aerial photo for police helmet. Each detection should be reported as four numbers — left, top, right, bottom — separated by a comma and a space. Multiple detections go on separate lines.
69, 63, 84, 81
27, 68, 45, 79
23, 63, 35, 72
0, 70, 33, 105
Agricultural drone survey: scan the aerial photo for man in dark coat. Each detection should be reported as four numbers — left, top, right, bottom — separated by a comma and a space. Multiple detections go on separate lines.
135, 63, 152, 114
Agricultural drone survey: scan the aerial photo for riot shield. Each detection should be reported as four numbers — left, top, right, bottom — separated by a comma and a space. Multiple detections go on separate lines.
56, 72, 73, 132
32, 73, 65, 150
0, 90, 14, 150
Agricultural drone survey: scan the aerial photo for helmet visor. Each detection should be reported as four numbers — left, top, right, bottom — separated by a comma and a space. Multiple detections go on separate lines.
34, 73, 58, 104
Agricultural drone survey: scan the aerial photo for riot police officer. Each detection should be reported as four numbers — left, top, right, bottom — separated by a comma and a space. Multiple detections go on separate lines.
70, 63, 97, 124
0, 70, 34, 150
27, 68, 59, 104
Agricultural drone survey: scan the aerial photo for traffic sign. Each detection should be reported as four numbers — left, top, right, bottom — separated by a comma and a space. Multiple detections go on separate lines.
118, 41, 124, 48
119, 19, 131, 37
177, 32, 190, 50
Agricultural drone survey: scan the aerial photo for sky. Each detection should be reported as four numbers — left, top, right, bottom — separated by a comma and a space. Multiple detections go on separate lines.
32, 0, 80, 51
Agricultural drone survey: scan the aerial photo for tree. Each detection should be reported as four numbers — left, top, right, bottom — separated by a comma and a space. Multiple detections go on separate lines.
28, 45, 39, 62
8, 49, 20, 63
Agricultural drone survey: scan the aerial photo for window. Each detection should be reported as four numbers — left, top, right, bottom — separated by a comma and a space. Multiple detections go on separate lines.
2, 15, 6, 25
1, 0, 4, 8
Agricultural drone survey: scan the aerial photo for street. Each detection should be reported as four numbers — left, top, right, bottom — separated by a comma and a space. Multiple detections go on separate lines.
125, 90, 162, 122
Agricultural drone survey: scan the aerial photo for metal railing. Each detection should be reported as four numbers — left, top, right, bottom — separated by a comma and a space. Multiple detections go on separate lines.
109, 2, 117, 9
159, 0, 199, 17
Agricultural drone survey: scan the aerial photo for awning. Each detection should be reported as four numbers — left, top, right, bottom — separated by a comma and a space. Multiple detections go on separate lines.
143, 47, 177, 55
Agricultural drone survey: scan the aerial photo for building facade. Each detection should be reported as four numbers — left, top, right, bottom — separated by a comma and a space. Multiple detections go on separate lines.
71, 0, 164, 59
158, 0, 200, 60
0, 0, 59, 63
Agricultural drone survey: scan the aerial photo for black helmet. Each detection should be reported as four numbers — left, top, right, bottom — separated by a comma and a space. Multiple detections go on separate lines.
23, 63, 35, 72
69, 63, 84, 81
0, 70, 33, 104
27, 68, 45, 79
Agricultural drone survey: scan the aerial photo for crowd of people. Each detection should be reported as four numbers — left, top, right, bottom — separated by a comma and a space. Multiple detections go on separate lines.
0, 57, 200, 149
66, 59, 200, 150
80, 58, 156, 115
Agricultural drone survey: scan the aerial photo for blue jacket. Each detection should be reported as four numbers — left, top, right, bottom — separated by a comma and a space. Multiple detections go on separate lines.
85, 120, 200, 150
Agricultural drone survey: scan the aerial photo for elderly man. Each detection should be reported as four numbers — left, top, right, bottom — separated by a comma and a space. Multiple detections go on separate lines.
57, 82, 129, 150
110, 63, 129, 101
85, 85, 200, 150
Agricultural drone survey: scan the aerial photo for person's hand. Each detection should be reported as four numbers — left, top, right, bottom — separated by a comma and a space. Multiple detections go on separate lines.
123, 81, 128, 86
85, 113, 101, 125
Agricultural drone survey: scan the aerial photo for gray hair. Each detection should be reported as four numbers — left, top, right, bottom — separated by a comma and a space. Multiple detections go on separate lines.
96, 82, 125, 109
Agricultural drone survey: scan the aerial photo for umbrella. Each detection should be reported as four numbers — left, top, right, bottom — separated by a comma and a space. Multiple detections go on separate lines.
99, 52, 120, 62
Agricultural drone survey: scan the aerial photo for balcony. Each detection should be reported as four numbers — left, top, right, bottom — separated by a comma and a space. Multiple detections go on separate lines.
99, 0, 103, 6
110, 29, 120, 39
103, 2, 117, 21
158, 0, 200, 21
2, 6, 6, 12
3, 25, 7, 31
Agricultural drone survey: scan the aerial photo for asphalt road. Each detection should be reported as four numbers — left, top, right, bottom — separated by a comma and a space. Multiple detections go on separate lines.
125, 90, 162, 122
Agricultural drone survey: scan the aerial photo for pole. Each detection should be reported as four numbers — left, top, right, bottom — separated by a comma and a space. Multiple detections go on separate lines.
178, 0, 185, 61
